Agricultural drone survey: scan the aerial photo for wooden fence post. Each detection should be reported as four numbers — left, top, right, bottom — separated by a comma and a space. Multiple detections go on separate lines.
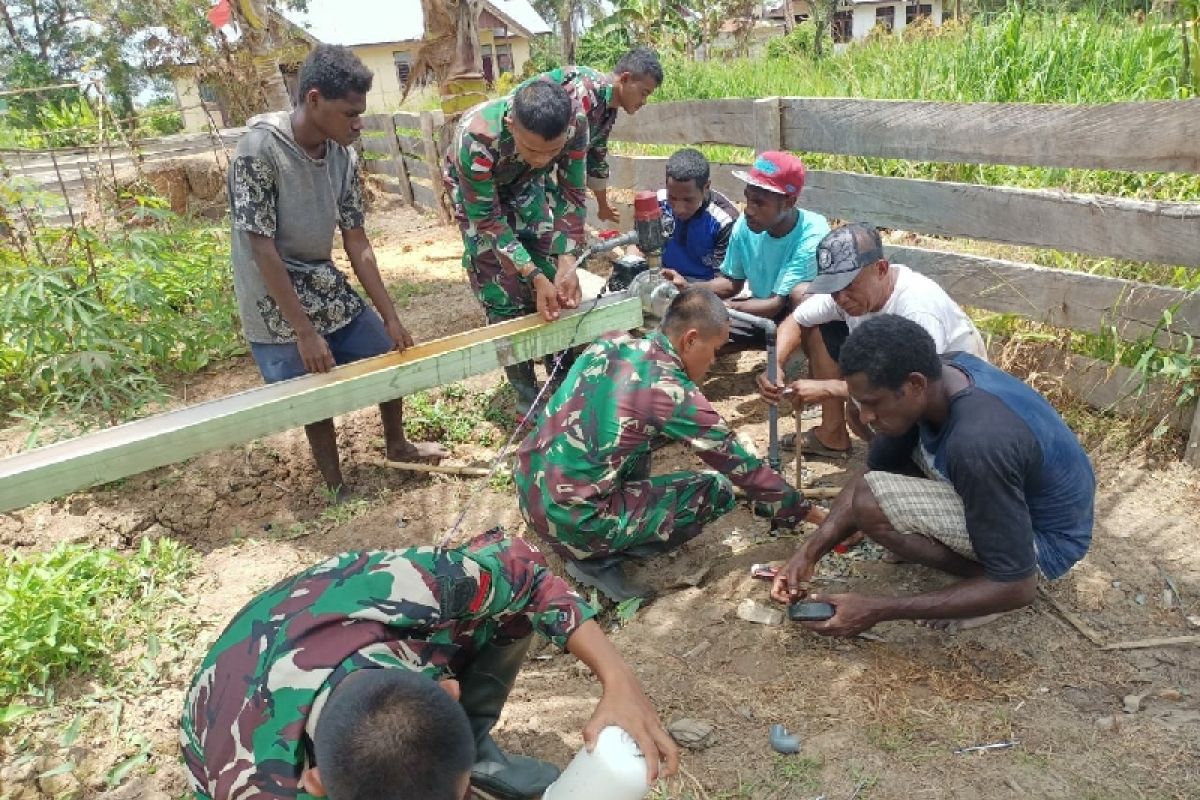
384, 113, 414, 205
1185, 408, 1200, 467
419, 110, 452, 224
753, 96, 782, 154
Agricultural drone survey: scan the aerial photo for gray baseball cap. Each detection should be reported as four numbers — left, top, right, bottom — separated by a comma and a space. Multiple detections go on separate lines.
808, 223, 886, 294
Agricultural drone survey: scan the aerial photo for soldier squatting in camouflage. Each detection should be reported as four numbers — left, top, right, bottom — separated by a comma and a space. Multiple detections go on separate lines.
516, 331, 812, 560
180, 530, 594, 800
443, 95, 589, 322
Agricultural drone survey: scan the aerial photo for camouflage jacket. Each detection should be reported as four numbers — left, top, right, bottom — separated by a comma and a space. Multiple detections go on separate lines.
180, 531, 595, 800
515, 331, 809, 528
527, 66, 617, 190
444, 95, 589, 274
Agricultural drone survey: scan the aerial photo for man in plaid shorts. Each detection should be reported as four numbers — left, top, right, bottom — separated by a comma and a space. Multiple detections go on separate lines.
772, 314, 1095, 636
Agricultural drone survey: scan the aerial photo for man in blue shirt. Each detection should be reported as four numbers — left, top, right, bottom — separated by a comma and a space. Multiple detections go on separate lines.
646, 148, 739, 281
664, 151, 830, 351
771, 314, 1095, 636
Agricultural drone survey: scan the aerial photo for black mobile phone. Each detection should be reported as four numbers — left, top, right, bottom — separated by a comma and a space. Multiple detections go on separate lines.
788, 601, 835, 622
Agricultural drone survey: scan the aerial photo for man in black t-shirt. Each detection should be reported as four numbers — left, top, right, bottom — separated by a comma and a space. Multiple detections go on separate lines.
771, 315, 1095, 637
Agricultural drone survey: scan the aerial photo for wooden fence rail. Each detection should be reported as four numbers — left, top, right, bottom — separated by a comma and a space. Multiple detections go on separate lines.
600, 97, 1200, 461
358, 110, 450, 223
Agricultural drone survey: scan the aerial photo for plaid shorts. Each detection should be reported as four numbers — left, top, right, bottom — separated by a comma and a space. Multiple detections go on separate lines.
862, 472, 977, 561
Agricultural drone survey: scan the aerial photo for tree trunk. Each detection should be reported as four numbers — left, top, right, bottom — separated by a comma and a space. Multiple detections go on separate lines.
561, 4, 577, 65
0, 1, 22, 47
782, 0, 794, 33
237, 0, 292, 112
443, 0, 487, 116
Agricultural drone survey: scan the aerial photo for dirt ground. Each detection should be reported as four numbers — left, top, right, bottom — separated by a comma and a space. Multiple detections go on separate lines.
1, 197, 1198, 800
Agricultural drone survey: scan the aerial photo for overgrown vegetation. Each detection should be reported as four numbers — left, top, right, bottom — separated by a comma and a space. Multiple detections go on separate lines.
0, 195, 243, 442
0, 536, 194, 707
403, 382, 517, 446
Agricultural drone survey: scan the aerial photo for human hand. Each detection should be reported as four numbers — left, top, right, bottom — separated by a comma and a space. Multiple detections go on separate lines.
660, 268, 688, 291
555, 255, 581, 310
597, 200, 621, 224
789, 378, 839, 405
297, 329, 335, 374
383, 316, 414, 351
798, 592, 880, 638
533, 272, 562, 321
757, 370, 784, 404
583, 672, 679, 783
770, 547, 817, 604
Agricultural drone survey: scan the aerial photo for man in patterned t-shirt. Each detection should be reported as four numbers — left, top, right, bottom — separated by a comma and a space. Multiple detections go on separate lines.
181, 529, 678, 800
228, 44, 445, 500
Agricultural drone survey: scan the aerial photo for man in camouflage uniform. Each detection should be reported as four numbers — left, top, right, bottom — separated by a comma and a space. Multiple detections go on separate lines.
444, 79, 587, 414
527, 47, 663, 224
181, 529, 677, 800
516, 289, 821, 602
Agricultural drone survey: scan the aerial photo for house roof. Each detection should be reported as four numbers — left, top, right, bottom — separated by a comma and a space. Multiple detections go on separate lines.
285, 0, 549, 47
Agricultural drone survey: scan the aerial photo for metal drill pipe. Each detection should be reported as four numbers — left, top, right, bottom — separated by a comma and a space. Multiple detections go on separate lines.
726, 308, 781, 472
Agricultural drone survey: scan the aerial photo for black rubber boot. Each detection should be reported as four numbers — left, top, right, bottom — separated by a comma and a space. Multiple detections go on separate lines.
457, 637, 560, 800
565, 556, 656, 603
503, 362, 540, 419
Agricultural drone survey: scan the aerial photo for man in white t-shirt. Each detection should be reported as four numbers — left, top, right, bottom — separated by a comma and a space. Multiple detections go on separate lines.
759, 223, 986, 456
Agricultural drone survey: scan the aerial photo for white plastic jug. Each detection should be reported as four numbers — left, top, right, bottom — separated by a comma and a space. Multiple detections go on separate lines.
541, 726, 651, 800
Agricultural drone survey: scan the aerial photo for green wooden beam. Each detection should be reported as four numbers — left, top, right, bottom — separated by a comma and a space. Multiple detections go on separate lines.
0, 296, 642, 514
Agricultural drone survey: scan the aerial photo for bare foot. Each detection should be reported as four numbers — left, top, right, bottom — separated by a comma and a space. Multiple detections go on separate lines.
917, 612, 1005, 634
387, 441, 449, 464
882, 549, 909, 564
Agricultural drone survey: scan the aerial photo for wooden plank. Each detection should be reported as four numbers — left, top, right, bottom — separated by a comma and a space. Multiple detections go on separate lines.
610, 99, 758, 147
419, 111, 451, 223
360, 137, 393, 157
1186, 403, 1200, 466
361, 114, 393, 133
380, 113, 414, 205
398, 134, 425, 158
754, 97, 782, 153
0, 296, 643, 514
410, 180, 440, 211
890, 245, 1200, 347
363, 159, 406, 179
781, 97, 1200, 173
801, 171, 1200, 267
393, 111, 422, 130
604, 154, 1200, 267
403, 156, 432, 180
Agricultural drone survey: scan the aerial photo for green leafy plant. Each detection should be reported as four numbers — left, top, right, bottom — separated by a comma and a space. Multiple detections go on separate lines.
0, 537, 194, 704
0, 197, 244, 440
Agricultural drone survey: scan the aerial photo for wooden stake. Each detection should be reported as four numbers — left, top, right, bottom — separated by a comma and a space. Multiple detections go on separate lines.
372, 459, 494, 477
1039, 587, 1106, 647
1100, 635, 1200, 651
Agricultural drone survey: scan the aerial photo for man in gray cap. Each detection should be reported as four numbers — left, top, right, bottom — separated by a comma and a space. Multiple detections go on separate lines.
758, 223, 985, 456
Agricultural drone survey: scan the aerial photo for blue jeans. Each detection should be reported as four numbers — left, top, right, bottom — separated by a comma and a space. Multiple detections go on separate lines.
250, 309, 393, 384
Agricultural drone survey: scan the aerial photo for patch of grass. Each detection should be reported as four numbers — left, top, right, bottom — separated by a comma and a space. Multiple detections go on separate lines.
772, 753, 824, 792
0, 537, 194, 706
403, 382, 515, 446
388, 279, 436, 308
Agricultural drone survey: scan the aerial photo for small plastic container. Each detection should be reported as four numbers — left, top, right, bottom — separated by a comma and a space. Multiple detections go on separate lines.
542, 726, 651, 800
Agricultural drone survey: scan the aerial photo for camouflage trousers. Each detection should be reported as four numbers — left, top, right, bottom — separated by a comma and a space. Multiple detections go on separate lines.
526, 468, 737, 561
455, 181, 573, 323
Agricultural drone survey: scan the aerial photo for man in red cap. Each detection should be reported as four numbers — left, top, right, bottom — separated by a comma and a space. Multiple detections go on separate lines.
662, 151, 830, 350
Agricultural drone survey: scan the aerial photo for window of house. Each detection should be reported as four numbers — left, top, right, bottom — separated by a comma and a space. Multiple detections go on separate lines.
494, 43, 514, 75
875, 5, 895, 32
198, 82, 219, 104
906, 3, 933, 23
832, 10, 853, 43
394, 51, 412, 88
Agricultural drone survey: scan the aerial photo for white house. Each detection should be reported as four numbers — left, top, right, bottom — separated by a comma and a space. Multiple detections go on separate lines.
172, 0, 550, 130
831, 0, 943, 44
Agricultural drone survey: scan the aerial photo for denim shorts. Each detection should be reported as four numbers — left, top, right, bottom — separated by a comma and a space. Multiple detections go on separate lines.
249, 309, 393, 384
